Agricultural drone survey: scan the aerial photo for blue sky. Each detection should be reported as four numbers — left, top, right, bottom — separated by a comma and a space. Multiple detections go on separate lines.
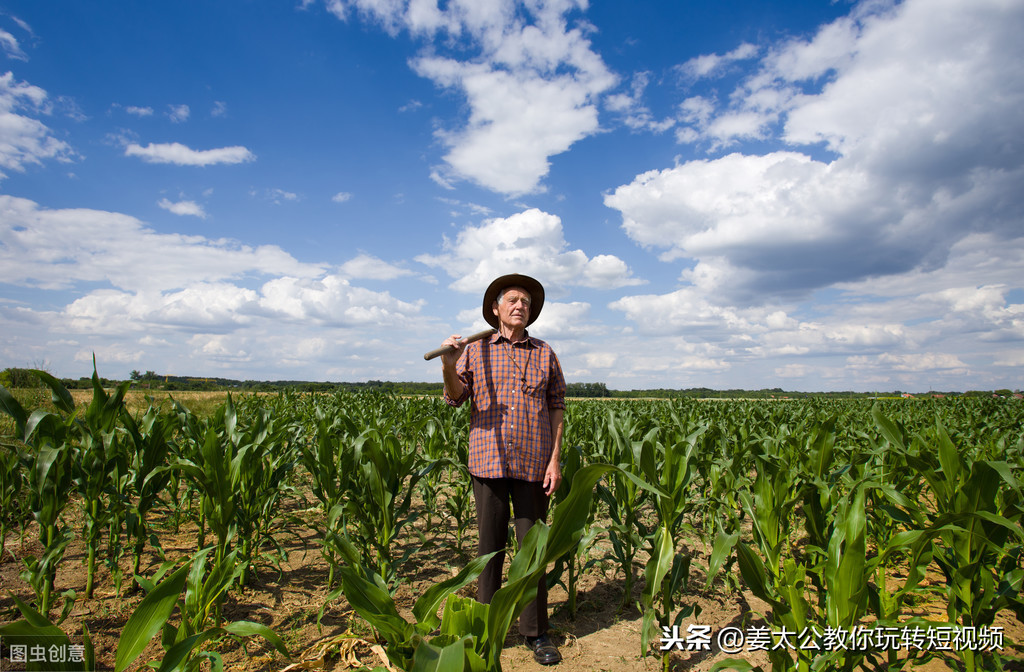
1, 0, 1022, 392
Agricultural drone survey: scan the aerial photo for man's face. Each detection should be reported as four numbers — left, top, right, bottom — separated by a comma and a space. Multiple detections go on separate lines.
492, 286, 531, 330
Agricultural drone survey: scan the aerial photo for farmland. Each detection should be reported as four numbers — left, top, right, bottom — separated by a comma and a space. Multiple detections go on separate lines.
1, 374, 1023, 672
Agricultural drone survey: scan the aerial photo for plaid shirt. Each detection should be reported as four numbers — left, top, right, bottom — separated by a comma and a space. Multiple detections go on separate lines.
444, 331, 566, 481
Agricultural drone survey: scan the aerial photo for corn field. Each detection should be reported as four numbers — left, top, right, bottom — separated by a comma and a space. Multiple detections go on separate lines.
1, 367, 1022, 672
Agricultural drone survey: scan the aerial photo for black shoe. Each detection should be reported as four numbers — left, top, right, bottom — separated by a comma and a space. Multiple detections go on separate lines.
525, 633, 561, 665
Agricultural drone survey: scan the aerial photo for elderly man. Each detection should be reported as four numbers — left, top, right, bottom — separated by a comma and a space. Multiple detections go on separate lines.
439, 273, 566, 666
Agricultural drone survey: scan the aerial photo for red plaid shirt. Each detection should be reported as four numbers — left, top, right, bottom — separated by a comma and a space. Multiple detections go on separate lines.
444, 331, 566, 481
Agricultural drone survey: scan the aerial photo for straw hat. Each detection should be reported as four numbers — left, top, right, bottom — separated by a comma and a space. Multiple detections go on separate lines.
482, 274, 545, 329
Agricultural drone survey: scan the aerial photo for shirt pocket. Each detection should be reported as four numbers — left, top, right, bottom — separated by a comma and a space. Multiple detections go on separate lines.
521, 368, 550, 399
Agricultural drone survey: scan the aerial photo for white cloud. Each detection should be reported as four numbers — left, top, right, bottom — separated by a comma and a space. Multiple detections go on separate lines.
606, 0, 1024, 305
605, 230, 1024, 390
259, 275, 422, 326
168, 104, 190, 123
415, 56, 613, 195
211, 101, 227, 117
268, 188, 299, 203
605, 71, 676, 133
157, 198, 207, 218
531, 300, 591, 339
0, 195, 324, 292
0, 72, 73, 178
125, 105, 154, 117
415, 207, 644, 294
125, 142, 255, 166
339, 253, 414, 280
1, 195, 429, 379
677, 42, 758, 80
332, 191, 352, 203
326, 0, 616, 195
846, 352, 970, 375
0, 29, 28, 61
61, 276, 423, 334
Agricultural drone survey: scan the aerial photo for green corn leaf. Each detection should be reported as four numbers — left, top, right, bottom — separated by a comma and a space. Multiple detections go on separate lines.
412, 551, 496, 631
115, 561, 191, 672
30, 369, 76, 415
0, 384, 28, 437
222, 621, 289, 658
410, 635, 474, 672
706, 529, 740, 590
640, 524, 674, 652
871, 404, 904, 451
154, 630, 220, 672
934, 421, 961, 484
338, 565, 410, 643
736, 542, 779, 610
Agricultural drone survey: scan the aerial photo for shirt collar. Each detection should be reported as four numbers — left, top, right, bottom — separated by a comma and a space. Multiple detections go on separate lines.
490, 330, 534, 347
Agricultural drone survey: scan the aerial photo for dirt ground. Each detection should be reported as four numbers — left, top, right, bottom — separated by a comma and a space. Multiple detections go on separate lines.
2, 495, 1023, 672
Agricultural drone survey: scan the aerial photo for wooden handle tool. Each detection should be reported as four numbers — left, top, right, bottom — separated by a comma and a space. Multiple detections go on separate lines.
423, 328, 497, 361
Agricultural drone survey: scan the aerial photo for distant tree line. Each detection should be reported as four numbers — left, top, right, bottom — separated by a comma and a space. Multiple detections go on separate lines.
1, 367, 1019, 399
566, 382, 611, 397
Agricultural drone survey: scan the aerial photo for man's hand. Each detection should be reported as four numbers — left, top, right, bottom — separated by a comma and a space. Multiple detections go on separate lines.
543, 457, 562, 496
441, 334, 467, 400
440, 334, 465, 369
545, 408, 564, 496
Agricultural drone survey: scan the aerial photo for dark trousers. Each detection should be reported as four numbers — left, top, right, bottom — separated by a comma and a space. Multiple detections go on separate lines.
472, 476, 549, 637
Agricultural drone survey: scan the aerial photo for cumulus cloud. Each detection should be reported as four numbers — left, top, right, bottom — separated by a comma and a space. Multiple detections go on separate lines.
58, 274, 423, 343
167, 104, 190, 123
0, 72, 74, 177
606, 232, 1024, 390
606, 0, 1024, 306
325, 0, 616, 195
415, 208, 644, 294
339, 253, 414, 280
0, 195, 324, 292
332, 191, 352, 203
125, 105, 154, 116
1, 195, 427, 378
157, 198, 207, 218
125, 142, 255, 166
260, 275, 422, 326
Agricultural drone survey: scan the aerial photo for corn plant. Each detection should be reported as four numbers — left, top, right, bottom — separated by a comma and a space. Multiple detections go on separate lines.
546, 444, 601, 618
0, 435, 27, 560
123, 545, 288, 671
2, 370, 78, 616
73, 365, 133, 598
638, 415, 706, 661
331, 421, 434, 594
901, 418, 1024, 672
121, 402, 175, 581
164, 397, 244, 604
440, 460, 475, 558
228, 398, 299, 586
299, 410, 360, 587
593, 409, 656, 609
